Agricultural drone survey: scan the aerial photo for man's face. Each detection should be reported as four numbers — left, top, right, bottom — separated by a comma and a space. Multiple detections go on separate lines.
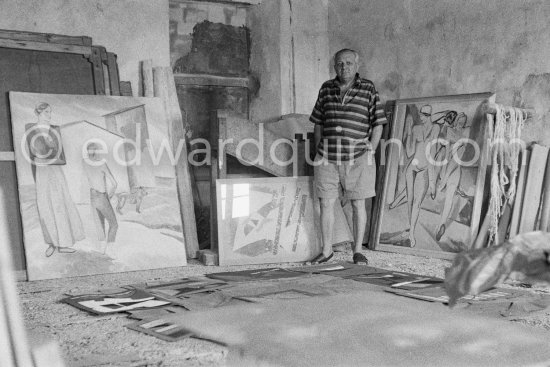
334, 52, 359, 83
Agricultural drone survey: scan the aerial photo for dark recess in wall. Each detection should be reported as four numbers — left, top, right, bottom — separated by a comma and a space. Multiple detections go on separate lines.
173, 20, 250, 77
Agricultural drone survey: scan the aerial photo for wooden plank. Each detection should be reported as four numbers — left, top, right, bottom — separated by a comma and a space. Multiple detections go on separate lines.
141, 59, 154, 98
482, 101, 535, 121
0, 187, 33, 366
0, 152, 15, 161
153, 67, 199, 258
0, 28, 92, 46
89, 46, 106, 95
97, 46, 110, 95
370, 101, 395, 250
210, 110, 221, 251
472, 211, 490, 249
295, 134, 306, 176
519, 144, 549, 233
174, 73, 249, 88
469, 106, 495, 243
539, 149, 550, 231
0, 38, 91, 55
0, 281, 15, 367
106, 53, 121, 96
509, 150, 529, 238
496, 203, 513, 244
377, 244, 455, 260
119, 81, 133, 96
218, 113, 228, 180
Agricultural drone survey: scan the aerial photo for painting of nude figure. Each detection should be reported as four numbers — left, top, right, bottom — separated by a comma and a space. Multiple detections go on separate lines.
10, 92, 187, 280
374, 93, 495, 258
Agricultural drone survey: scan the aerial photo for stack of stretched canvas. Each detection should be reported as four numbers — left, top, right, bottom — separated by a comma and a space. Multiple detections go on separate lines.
507, 143, 550, 237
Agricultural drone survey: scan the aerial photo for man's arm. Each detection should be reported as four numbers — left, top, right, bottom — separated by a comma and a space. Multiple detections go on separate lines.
369, 125, 383, 151
314, 124, 322, 152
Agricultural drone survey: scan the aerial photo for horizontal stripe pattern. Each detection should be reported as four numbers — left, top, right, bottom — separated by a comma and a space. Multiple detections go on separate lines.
310, 74, 387, 161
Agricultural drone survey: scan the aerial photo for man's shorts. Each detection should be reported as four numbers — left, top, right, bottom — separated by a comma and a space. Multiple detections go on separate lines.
314, 151, 376, 200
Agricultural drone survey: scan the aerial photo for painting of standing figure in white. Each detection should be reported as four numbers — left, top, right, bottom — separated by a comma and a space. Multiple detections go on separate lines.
10, 92, 187, 280
24, 103, 85, 258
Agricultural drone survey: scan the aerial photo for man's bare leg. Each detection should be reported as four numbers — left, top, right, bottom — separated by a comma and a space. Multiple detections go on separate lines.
320, 197, 336, 257
351, 199, 367, 254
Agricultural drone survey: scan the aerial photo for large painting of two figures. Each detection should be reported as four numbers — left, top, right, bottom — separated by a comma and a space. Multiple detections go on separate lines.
10, 92, 188, 280
374, 93, 496, 258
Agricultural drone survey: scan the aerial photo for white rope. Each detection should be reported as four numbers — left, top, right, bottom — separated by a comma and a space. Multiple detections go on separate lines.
488, 104, 524, 243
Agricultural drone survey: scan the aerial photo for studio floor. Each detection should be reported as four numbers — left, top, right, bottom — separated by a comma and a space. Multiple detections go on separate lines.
18, 249, 550, 367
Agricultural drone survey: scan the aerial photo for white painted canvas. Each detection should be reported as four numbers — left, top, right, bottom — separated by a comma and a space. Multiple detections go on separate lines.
10, 92, 187, 280
216, 176, 352, 266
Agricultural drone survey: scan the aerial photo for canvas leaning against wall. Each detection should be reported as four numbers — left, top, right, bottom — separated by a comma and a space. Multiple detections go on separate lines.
216, 177, 352, 266
373, 93, 495, 258
9, 92, 187, 281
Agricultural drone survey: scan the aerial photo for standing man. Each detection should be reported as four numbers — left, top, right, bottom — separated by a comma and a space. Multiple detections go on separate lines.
309, 48, 387, 264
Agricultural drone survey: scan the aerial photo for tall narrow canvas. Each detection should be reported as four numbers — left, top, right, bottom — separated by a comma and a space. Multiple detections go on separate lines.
374, 93, 495, 258
9, 92, 187, 280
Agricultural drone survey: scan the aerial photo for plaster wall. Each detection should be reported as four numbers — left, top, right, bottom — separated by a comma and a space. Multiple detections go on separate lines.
249, 0, 283, 121
249, 0, 329, 122
0, 0, 170, 96
329, 0, 550, 144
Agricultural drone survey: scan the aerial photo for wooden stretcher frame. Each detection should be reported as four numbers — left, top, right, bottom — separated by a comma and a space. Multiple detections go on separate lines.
0, 29, 122, 280
372, 92, 495, 260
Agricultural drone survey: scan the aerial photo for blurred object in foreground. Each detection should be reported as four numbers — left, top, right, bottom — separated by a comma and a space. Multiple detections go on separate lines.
445, 231, 550, 306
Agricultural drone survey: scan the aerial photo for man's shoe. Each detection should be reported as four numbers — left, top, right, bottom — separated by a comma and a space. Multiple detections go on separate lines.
353, 252, 368, 265
310, 252, 334, 264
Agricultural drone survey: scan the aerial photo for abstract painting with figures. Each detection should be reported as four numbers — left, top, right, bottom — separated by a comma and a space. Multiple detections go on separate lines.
373, 93, 495, 259
216, 177, 352, 266
9, 92, 187, 280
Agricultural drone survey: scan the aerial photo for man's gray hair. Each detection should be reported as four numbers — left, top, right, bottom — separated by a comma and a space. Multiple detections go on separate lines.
334, 48, 360, 64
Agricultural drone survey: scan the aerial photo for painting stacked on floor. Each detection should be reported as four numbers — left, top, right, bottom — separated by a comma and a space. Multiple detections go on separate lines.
10, 92, 187, 280
375, 93, 495, 256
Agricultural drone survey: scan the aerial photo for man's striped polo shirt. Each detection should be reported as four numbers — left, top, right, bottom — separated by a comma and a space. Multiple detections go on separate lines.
309, 73, 387, 162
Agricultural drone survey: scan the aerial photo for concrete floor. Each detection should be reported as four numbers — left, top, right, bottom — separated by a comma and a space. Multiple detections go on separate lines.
17, 249, 550, 367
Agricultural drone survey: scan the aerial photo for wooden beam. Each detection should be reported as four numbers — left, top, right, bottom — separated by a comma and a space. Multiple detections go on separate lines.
0, 152, 15, 161
174, 73, 249, 88
0, 38, 91, 55
89, 47, 106, 95
539, 149, 550, 231
153, 67, 200, 258
0, 29, 92, 46
482, 101, 535, 120
106, 53, 121, 96
141, 60, 154, 98
519, 144, 549, 233
0, 187, 33, 366
509, 150, 529, 238
119, 81, 133, 97
210, 110, 221, 251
